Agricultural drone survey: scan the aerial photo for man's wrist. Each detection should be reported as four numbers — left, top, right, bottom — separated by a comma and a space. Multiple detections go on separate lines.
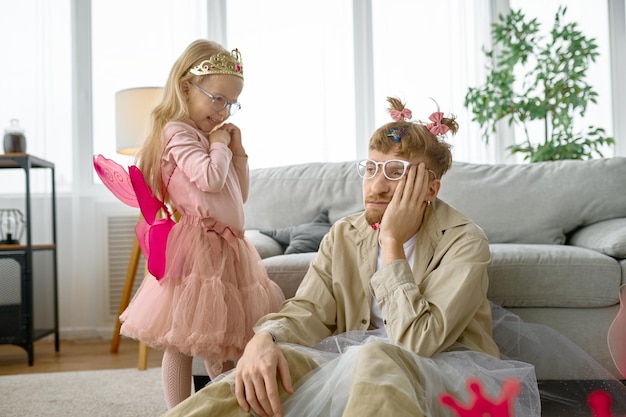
258, 330, 277, 343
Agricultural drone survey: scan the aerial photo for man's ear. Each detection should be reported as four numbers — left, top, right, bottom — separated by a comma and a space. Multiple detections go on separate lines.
429, 179, 441, 202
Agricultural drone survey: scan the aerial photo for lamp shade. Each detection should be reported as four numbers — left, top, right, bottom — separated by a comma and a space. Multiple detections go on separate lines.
115, 87, 163, 155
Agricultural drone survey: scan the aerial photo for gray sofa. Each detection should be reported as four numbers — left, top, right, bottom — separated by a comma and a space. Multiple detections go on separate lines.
194, 157, 626, 382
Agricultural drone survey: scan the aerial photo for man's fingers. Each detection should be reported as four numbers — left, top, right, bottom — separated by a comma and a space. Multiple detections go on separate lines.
262, 373, 285, 417
234, 375, 250, 412
277, 354, 293, 394
245, 376, 272, 417
235, 372, 274, 417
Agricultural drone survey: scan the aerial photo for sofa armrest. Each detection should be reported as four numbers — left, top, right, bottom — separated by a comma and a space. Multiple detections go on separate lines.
245, 229, 285, 259
568, 218, 626, 258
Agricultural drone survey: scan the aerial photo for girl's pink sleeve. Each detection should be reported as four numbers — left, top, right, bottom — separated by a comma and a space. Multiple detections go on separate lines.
165, 127, 232, 193
233, 154, 249, 202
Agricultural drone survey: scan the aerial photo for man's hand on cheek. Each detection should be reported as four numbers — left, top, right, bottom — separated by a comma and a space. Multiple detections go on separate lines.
380, 163, 429, 247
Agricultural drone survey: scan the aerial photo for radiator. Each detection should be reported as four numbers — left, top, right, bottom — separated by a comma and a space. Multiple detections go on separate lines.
107, 215, 146, 316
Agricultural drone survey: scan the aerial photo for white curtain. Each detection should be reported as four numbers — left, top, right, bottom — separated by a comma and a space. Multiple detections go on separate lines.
0, 1, 72, 193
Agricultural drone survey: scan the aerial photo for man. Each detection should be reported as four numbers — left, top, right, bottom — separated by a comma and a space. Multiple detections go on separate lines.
163, 98, 539, 417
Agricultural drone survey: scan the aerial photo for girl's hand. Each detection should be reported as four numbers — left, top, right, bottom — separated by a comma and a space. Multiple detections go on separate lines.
209, 128, 231, 146
221, 123, 246, 156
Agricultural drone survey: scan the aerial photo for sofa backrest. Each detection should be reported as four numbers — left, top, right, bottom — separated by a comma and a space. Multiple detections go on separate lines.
245, 161, 363, 230
438, 157, 626, 244
245, 157, 626, 245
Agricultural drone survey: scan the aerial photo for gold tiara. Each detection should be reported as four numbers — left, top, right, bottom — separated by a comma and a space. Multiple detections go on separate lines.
188, 49, 244, 79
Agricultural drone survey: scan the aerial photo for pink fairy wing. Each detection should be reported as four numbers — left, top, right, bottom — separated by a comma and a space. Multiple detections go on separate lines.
147, 219, 175, 280
92, 154, 139, 208
128, 165, 163, 224
129, 165, 176, 280
608, 284, 626, 378
134, 217, 174, 280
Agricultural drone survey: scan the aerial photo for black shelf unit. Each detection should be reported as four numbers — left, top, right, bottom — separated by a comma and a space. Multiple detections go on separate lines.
0, 153, 59, 365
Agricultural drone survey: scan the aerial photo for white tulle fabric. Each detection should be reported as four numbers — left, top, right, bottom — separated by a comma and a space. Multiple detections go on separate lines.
275, 304, 626, 417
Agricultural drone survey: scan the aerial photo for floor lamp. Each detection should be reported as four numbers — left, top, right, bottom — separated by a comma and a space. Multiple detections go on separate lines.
109, 87, 163, 370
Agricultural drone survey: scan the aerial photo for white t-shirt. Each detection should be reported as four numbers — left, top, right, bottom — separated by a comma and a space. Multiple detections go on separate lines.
369, 233, 418, 332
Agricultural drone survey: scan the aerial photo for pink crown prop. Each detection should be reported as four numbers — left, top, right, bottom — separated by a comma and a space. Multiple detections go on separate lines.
440, 377, 623, 417
440, 377, 521, 417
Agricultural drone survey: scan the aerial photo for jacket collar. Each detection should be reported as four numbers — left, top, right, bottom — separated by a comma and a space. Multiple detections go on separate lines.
346, 199, 475, 278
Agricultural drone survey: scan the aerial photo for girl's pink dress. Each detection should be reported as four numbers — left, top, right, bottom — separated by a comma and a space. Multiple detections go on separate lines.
120, 121, 284, 376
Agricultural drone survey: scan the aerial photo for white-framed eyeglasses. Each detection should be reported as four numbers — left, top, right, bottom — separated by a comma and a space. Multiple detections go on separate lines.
356, 159, 438, 181
192, 83, 241, 116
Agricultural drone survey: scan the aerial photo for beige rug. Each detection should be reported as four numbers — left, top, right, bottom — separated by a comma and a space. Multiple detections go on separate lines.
0, 367, 167, 417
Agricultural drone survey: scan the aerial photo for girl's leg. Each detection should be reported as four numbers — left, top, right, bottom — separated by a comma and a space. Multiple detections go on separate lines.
203, 359, 235, 381
162, 348, 193, 409
221, 360, 235, 374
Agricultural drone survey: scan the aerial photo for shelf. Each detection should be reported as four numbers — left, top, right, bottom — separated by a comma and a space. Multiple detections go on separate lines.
0, 154, 59, 365
0, 244, 56, 251
0, 153, 55, 169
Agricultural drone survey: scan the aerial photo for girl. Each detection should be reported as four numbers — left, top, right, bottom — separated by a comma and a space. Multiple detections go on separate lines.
118, 39, 285, 408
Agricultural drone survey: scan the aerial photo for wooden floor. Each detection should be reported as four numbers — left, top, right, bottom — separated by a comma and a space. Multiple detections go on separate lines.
0, 337, 163, 375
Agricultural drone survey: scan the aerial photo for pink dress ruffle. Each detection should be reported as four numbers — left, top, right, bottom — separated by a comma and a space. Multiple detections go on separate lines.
120, 215, 284, 374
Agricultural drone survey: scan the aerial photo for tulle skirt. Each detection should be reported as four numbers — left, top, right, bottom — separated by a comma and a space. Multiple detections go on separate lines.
119, 217, 285, 374
272, 304, 626, 417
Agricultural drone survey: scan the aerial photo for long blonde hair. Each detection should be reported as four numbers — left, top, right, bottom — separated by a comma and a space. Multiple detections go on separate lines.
136, 39, 232, 200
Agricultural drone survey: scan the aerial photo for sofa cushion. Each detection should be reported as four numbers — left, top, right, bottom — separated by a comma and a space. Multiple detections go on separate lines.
263, 253, 317, 299
260, 211, 331, 254
245, 230, 284, 259
487, 244, 621, 308
438, 158, 626, 244
568, 218, 626, 258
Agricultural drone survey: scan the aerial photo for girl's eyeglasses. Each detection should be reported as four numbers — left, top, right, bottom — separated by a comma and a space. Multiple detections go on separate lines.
192, 83, 241, 116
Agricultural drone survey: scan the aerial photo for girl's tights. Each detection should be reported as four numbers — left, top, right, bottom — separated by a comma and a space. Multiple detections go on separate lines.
161, 348, 192, 409
161, 348, 237, 409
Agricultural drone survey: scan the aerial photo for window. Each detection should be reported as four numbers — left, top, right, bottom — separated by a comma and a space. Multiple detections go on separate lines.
90, 0, 209, 175
370, 0, 495, 163
79, 0, 623, 193
225, 0, 357, 168
0, 1, 72, 193
501, 0, 613, 160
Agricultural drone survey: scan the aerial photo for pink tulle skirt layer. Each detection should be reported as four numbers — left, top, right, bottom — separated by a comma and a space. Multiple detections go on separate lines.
120, 220, 285, 370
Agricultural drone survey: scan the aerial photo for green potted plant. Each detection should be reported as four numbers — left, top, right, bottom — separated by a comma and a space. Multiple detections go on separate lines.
464, 6, 614, 162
